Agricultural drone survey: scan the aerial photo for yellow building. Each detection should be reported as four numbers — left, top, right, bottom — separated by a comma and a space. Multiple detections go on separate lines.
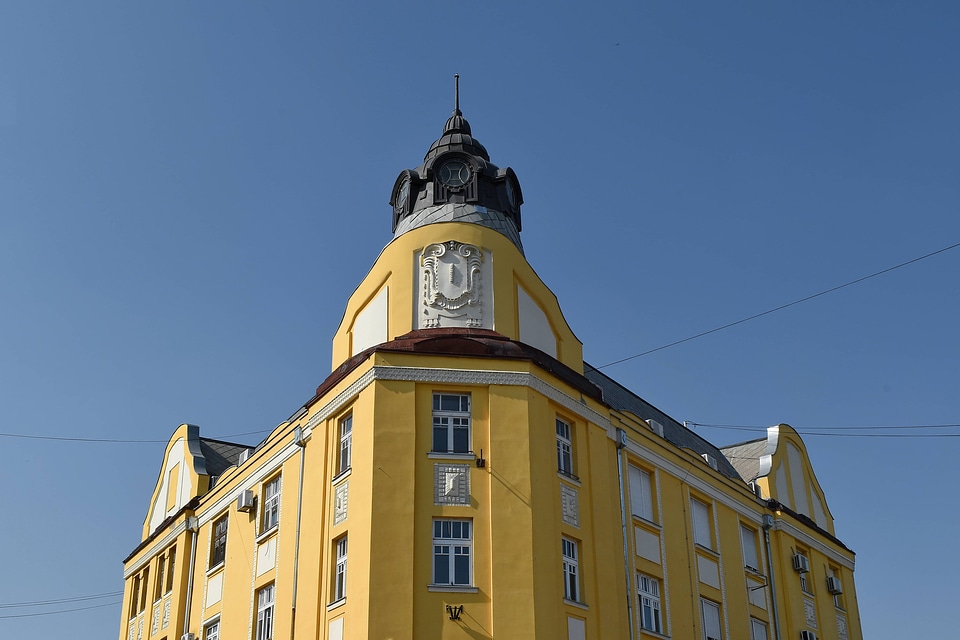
120, 99, 862, 640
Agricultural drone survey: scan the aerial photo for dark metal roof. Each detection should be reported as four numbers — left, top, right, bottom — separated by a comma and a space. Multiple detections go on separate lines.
198, 437, 250, 479
584, 367, 744, 481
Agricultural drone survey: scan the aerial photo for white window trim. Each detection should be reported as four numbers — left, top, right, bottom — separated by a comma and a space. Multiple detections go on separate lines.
261, 476, 281, 534
432, 393, 472, 454
256, 584, 275, 640
562, 537, 580, 602
557, 418, 575, 478
333, 536, 348, 603
629, 465, 654, 522
431, 518, 473, 587
338, 414, 352, 475
637, 574, 663, 634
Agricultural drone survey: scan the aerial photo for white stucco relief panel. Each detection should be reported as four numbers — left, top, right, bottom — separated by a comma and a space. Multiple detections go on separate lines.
148, 438, 193, 533
415, 241, 493, 329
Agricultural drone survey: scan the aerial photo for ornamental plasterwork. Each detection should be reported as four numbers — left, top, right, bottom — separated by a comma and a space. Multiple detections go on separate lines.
334, 480, 349, 525
418, 241, 486, 329
434, 464, 471, 505
804, 599, 818, 628
560, 484, 580, 527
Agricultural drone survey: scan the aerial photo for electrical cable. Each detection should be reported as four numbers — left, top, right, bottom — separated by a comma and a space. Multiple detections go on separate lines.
589, 240, 960, 371
0, 591, 122, 609
0, 428, 271, 444
0, 600, 121, 619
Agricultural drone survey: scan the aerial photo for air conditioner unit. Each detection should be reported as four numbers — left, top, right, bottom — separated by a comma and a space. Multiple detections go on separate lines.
182, 634, 196, 640
800, 630, 817, 640
792, 553, 810, 573
236, 489, 256, 512
701, 453, 718, 471
237, 449, 251, 465
826, 576, 843, 594
749, 482, 763, 499
646, 419, 664, 437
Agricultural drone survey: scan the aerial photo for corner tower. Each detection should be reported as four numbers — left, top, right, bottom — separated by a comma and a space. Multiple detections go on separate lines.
332, 81, 583, 371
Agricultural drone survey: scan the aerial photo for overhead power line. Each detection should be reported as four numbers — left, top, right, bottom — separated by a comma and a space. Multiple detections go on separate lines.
0, 600, 121, 619
687, 422, 960, 438
590, 240, 960, 371
0, 590, 123, 609
0, 428, 271, 444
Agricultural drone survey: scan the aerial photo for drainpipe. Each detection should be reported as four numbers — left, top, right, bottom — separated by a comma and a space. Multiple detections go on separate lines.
290, 427, 307, 640
182, 516, 199, 639
615, 428, 637, 640
762, 514, 782, 640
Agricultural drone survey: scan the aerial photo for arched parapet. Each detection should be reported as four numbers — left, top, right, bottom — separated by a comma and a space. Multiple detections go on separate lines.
141, 424, 211, 540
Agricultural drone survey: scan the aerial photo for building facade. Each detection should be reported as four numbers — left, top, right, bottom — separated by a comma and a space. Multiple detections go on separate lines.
119, 100, 862, 640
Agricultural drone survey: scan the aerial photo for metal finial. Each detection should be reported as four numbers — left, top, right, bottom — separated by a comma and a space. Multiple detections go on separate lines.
454, 74, 460, 114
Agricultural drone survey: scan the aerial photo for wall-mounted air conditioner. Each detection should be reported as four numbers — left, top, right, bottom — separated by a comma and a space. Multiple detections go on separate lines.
237, 449, 251, 465
800, 630, 817, 640
749, 482, 763, 499
237, 489, 256, 512
646, 419, 664, 437
182, 634, 196, 640
826, 576, 843, 594
792, 553, 810, 573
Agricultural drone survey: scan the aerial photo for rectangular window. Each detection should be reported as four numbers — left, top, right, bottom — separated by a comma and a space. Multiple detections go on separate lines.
333, 536, 348, 602
432, 519, 472, 585
700, 598, 722, 640
204, 619, 220, 640
256, 584, 275, 640
129, 575, 141, 619
432, 393, 471, 453
740, 524, 759, 571
637, 574, 662, 634
139, 567, 149, 613
750, 618, 768, 640
562, 537, 579, 602
556, 418, 574, 476
155, 552, 166, 601
800, 571, 810, 594
628, 465, 653, 521
166, 546, 176, 593
338, 414, 352, 475
210, 515, 228, 568
691, 498, 713, 549
261, 476, 281, 532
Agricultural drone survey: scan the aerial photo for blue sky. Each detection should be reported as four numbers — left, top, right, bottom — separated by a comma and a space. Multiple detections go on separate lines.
1, 2, 957, 638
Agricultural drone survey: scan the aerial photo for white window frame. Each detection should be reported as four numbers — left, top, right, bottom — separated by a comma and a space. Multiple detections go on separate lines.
740, 524, 760, 572
261, 476, 281, 533
333, 536, 348, 602
204, 619, 220, 640
637, 574, 662, 634
432, 393, 471, 454
750, 618, 768, 640
700, 598, 722, 640
432, 519, 472, 586
256, 584, 275, 640
556, 418, 574, 476
562, 537, 580, 602
338, 414, 352, 475
629, 465, 654, 521
691, 497, 713, 550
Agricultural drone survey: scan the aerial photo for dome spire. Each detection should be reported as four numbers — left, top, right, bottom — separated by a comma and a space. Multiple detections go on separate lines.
443, 74, 471, 136
454, 73, 460, 114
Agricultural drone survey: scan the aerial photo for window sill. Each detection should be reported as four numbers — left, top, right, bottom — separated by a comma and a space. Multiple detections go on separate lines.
206, 563, 225, 578
326, 598, 346, 611
632, 515, 661, 530
563, 598, 588, 610
694, 543, 719, 559
638, 629, 669, 639
427, 452, 476, 461
332, 468, 351, 484
558, 472, 581, 487
427, 584, 478, 593
256, 525, 279, 545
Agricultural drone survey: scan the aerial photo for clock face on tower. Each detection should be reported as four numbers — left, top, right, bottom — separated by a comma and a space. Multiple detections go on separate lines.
437, 159, 470, 188
395, 178, 410, 213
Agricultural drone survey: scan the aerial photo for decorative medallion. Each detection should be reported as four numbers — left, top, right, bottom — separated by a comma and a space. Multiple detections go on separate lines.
560, 484, 580, 527
419, 241, 484, 328
334, 481, 349, 525
434, 464, 470, 505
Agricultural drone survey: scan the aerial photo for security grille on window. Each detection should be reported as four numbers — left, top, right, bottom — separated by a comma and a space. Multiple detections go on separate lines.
432, 393, 471, 453
432, 519, 472, 585
256, 584, 275, 640
562, 537, 579, 601
628, 465, 653, 521
700, 598, 722, 640
556, 418, 574, 476
210, 515, 228, 568
338, 414, 352, 475
637, 574, 662, 634
204, 620, 220, 640
333, 536, 348, 602
261, 476, 281, 532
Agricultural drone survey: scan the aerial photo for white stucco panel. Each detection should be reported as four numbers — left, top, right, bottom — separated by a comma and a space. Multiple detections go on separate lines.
352, 286, 388, 356
567, 616, 586, 640
256, 536, 277, 576
148, 438, 194, 533
635, 527, 661, 564
329, 617, 344, 640
517, 285, 557, 357
205, 572, 223, 607
787, 442, 810, 517
697, 554, 720, 589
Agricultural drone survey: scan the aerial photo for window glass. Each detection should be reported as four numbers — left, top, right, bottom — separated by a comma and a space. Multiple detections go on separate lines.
556, 419, 574, 475
638, 574, 662, 634
210, 515, 228, 568
741, 524, 759, 571
562, 537, 579, 601
691, 498, 712, 549
629, 466, 653, 521
433, 519, 472, 585
262, 476, 281, 532
432, 393, 471, 454
338, 415, 352, 475
701, 598, 722, 640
